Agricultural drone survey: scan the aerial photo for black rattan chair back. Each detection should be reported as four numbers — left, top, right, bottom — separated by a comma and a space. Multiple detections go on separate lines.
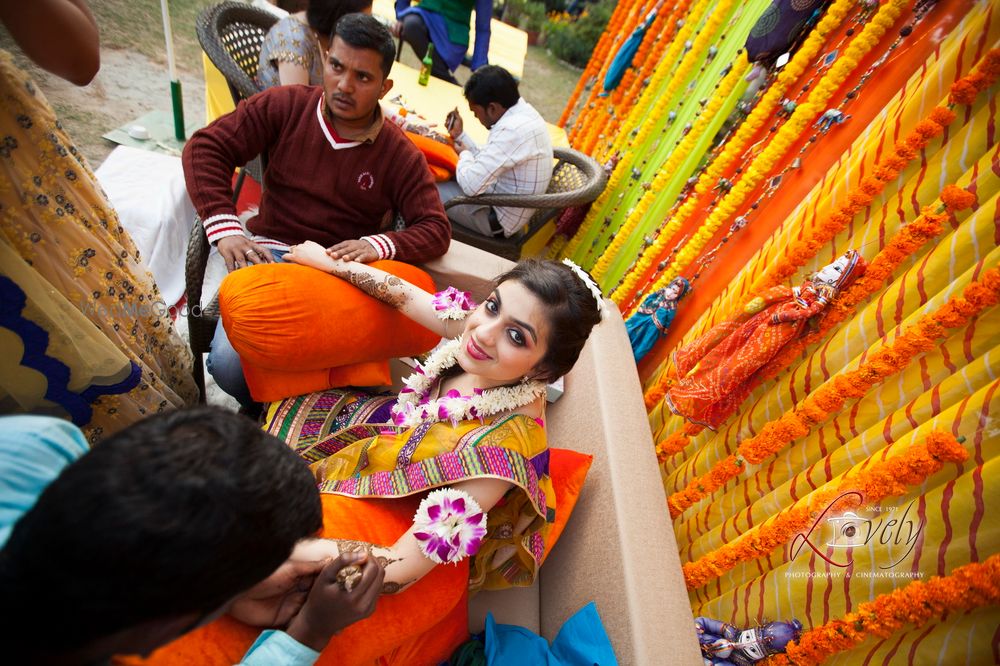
446, 147, 607, 261
196, 1, 277, 104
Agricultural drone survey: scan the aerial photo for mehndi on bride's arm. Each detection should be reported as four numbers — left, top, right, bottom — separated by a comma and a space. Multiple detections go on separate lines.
285, 240, 460, 337
289, 477, 514, 595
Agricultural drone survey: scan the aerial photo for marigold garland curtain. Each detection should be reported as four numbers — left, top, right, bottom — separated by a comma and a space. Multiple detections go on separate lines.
639, 5, 1000, 662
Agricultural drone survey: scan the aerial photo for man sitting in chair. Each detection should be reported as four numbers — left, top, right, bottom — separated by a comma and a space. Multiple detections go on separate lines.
183, 13, 450, 410
440, 65, 553, 239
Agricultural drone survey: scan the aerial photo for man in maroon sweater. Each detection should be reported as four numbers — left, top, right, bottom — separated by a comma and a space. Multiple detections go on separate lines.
183, 13, 451, 409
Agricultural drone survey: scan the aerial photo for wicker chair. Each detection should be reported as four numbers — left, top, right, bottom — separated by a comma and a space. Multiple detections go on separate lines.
195, 1, 276, 186
187, 2, 277, 400
445, 147, 607, 261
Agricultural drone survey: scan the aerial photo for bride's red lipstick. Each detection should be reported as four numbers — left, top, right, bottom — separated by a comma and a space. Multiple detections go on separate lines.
466, 337, 491, 361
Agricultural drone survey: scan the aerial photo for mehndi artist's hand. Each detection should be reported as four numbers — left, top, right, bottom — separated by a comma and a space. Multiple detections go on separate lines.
286, 240, 339, 272
217, 236, 275, 272
326, 239, 378, 263
286, 552, 385, 651
228, 555, 331, 627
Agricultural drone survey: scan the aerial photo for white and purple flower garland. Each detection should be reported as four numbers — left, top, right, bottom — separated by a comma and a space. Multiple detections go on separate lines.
431, 286, 477, 320
391, 337, 548, 429
412, 488, 488, 564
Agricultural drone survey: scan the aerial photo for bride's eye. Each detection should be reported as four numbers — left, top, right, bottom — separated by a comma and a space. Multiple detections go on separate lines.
508, 328, 525, 346
485, 298, 498, 314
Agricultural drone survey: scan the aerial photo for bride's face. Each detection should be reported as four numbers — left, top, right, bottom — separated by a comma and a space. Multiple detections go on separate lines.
456, 280, 550, 387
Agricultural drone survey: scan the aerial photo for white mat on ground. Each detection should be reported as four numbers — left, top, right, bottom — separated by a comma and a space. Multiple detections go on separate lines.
95, 145, 196, 307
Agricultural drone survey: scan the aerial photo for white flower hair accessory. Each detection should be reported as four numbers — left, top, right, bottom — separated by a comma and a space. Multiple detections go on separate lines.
413, 488, 488, 564
561, 258, 605, 318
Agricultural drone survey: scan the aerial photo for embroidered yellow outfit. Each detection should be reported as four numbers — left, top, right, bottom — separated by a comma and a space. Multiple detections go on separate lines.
264, 387, 555, 591
0, 51, 196, 442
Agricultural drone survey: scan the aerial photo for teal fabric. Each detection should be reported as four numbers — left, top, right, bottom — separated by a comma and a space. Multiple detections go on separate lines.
484, 602, 618, 665
239, 629, 320, 666
0, 415, 88, 548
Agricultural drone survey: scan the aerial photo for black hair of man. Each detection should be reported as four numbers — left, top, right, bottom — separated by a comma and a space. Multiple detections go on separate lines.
464, 65, 520, 110
0, 406, 322, 657
333, 12, 396, 79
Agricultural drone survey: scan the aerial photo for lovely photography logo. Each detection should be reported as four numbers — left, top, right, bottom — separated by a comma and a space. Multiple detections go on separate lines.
790, 491, 924, 570
79, 298, 202, 320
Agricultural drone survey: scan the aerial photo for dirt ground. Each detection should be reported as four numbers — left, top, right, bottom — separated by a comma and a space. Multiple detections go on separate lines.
1, 5, 579, 169
0, 44, 207, 166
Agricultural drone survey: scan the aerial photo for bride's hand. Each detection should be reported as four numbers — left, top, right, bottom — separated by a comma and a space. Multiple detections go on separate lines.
286, 240, 338, 272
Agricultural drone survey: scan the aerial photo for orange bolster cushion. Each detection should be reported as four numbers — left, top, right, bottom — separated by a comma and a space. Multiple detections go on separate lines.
405, 130, 459, 176
219, 262, 441, 402
542, 448, 593, 563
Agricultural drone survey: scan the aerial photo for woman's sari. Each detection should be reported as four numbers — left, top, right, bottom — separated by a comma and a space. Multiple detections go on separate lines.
0, 51, 196, 442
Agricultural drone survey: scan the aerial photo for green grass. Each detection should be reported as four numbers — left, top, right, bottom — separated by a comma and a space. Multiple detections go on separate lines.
399, 41, 581, 125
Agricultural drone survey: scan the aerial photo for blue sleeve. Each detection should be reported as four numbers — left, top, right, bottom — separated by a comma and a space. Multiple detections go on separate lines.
238, 630, 319, 666
395, 0, 412, 19
471, 0, 492, 70
0, 415, 89, 548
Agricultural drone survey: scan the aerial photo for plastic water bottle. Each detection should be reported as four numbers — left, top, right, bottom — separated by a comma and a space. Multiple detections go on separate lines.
418, 43, 434, 86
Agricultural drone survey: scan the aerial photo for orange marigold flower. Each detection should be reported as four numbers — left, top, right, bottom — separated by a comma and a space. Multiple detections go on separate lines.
894, 142, 917, 160
849, 192, 873, 208
873, 165, 898, 181
860, 177, 883, 196
929, 106, 957, 126
905, 133, 929, 150
940, 185, 977, 211
948, 79, 979, 105
914, 119, 944, 139
884, 154, 910, 171
979, 49, 1000, 80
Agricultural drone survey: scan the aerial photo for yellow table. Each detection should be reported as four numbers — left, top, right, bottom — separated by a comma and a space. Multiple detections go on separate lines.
387, 60, 567, 147
373, 0, 528, 79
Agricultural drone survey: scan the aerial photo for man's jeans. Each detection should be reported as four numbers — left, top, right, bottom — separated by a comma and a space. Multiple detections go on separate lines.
206, 247, 287, 408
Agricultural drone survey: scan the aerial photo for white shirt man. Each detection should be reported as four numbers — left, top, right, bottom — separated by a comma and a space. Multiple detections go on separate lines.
440, 66, 553, 238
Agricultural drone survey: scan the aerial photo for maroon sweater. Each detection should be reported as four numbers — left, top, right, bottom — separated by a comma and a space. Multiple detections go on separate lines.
182, 85, 451, 263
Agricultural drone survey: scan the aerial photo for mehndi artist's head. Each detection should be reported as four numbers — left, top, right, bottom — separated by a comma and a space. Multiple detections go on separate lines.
0, 407, 322, 664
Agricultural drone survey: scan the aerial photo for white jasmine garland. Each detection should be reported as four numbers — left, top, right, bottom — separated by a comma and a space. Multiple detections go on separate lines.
392, 338, 547, 428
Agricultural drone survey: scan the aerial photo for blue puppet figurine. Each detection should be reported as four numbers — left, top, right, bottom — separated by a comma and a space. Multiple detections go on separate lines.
695, 617, 802, 666
625, 277, 691, 363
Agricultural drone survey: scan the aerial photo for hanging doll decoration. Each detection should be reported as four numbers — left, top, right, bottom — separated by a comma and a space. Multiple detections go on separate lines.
666, 250, 866, 429
743, 0, 829, 80
625, 277, 691, 363
695, 616, 803, 665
